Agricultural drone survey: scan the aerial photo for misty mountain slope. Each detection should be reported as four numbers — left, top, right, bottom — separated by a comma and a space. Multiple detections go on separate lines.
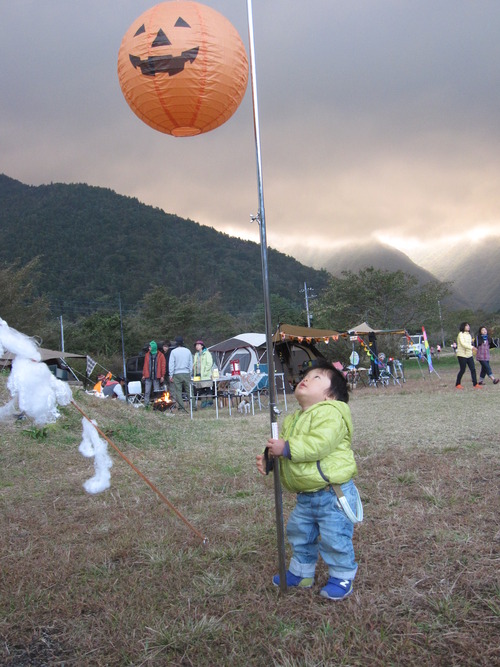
301, 239, 500, 311
315, 242, 439, 284
410, 238, 500, 312
438, 240, 500, 311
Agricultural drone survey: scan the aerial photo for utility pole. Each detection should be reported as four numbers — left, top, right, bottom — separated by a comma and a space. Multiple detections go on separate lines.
300, 282, 316, 327
437, 300, 445, 347
59, 315, 64, 352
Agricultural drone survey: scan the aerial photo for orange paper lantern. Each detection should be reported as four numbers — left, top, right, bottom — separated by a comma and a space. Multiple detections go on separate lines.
117, 1, 248, 137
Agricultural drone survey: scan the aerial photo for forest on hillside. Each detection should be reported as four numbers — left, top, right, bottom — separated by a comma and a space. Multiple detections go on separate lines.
0, 174, 329, 319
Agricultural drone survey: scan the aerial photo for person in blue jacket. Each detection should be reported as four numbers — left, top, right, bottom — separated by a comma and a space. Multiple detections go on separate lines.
256, 359, 362, 600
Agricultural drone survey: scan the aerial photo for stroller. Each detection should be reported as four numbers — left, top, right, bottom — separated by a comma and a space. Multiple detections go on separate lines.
369, 353, 398, 386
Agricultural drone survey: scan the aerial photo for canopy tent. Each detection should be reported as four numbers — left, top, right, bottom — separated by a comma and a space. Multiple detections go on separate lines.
0, 347, 87, 381
344, 321, 408, 386
273, 323, 341, 344
272, 324, 342, 388
0, 348, 87, 363
346, 321, 406, 336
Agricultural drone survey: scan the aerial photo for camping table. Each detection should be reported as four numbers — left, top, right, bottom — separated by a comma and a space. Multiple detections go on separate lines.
345, 366, 369, 389
189, 372, 288, 419
189, 375, 235, 419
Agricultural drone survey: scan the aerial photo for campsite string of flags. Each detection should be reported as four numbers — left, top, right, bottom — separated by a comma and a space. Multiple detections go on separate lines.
356, 336, 383, 367
279, 332, 339, 344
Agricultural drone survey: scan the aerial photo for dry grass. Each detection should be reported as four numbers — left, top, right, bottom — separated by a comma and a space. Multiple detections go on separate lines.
1, 358, 499, 666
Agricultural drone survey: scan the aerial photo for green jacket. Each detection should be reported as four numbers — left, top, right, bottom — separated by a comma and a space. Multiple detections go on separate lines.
278, 400, 357, 493
193, 348, 214, 380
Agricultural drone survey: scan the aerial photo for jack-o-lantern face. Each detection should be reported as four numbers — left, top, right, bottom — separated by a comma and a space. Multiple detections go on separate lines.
117, 1, 248, 137
129, 18, 200, 77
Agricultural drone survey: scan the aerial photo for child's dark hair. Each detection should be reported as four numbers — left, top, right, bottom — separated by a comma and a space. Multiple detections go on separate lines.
303, 358, 349, 403
459, 321, 470, 333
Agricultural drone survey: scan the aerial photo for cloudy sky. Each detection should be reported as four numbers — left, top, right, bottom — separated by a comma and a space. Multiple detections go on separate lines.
2, 1, 500, 270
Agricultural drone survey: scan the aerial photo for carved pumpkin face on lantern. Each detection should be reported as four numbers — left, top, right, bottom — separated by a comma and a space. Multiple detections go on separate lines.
117, 1, 249, 137
129, 20, 200, 78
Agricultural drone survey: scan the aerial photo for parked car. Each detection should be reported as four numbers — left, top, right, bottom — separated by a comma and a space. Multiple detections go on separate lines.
400, 334, 425, 358
126, 354, 146, 383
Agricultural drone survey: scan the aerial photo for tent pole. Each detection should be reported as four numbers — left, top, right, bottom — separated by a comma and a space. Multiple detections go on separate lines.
246, 0, 287, 594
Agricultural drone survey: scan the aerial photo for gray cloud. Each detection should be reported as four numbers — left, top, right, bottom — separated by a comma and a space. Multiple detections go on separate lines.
2, 1, 500, 270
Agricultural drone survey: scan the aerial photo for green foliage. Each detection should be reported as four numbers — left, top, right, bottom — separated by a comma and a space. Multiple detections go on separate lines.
132, 287, 236, 350
64, 312, 123, 357
248, 293, 306, 331
312, 266, 452, 331
0, 258, 50, 336
22, 426, 49, 440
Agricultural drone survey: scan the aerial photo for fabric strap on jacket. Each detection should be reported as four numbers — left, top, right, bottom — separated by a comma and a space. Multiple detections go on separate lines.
316, 461, 363, 524
330, 483, 364, 525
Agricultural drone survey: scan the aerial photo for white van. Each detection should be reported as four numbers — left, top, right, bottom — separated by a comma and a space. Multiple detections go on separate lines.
400, 334, 426, 358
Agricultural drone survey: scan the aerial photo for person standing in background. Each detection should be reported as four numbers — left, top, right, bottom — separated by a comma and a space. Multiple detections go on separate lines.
475, 326, 499, 385
169, 336, 193, 412
192, 340, 214, 408
142, 341, 166, 405
455, 323, 481, 389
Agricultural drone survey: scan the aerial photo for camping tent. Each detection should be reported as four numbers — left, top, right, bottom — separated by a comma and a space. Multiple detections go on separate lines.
209, 333, 266, 376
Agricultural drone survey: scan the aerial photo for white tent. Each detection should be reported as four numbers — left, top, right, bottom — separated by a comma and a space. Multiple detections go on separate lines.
209, 333, 266, 375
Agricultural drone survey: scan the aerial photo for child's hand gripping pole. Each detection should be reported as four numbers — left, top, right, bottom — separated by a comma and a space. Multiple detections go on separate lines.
264, 446, 274, 474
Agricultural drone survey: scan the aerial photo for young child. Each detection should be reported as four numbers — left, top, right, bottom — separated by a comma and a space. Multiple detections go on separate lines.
256, 359, 361, 600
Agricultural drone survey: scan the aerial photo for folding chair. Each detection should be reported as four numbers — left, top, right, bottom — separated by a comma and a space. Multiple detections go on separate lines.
127, 381, 143, 405
253, 365, 269, 410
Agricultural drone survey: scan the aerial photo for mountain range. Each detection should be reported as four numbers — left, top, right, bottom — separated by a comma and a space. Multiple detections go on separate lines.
299, 238, 500, 313
1, 174, 498, 314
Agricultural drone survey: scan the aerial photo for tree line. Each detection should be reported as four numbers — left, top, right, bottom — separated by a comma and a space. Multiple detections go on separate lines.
3, 259, 498, 375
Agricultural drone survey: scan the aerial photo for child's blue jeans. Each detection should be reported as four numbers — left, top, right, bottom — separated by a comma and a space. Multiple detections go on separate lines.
287, 480, 359, 581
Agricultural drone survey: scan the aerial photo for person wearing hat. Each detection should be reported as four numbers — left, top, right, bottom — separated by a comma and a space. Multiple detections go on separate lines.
193, 340, 214, 408
169, 336, 193, 412
142, 341, 166, 406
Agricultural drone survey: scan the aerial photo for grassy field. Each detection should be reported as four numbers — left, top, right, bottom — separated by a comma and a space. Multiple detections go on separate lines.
1, 355, 499, 666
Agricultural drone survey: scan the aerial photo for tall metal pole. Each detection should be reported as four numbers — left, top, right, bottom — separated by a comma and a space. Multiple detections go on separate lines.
246, 0, 287, 593
118, 294, 129, 400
